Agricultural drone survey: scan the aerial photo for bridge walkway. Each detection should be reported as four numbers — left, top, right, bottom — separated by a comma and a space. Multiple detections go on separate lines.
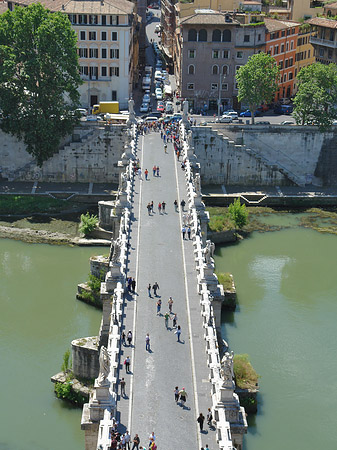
116, 127, 218, 450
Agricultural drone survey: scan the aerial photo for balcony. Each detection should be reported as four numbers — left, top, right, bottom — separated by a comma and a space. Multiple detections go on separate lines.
310, 36, 337, 48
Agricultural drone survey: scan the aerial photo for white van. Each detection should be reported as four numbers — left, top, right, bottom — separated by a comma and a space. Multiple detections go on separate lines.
142, 76, 151, 90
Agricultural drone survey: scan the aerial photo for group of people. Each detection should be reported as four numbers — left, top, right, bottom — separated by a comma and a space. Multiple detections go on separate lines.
127, 277, 136, 293
146, 200, 167, 215
109, 427, 154, 450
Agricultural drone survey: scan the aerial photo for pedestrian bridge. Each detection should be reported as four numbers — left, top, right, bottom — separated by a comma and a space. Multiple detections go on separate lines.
79, 104, 247, 450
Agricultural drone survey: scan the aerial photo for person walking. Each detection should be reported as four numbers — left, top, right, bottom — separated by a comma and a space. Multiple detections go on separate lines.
156, 299, 162, 315
164, 311, 170, 329
182, 226, 186, 240
181, 199, 186, 211
120, 378, 126, 397
152, 165, 156, 177
175, 325, 182, 342
177, 150, 180, 160
138, 168, 142, 180
174, 386, 179, 403
168, 297, 173, 313
145, 333, 151, 351
131, 434, 140, 450
151, 201, 154, 213
147, 203, 151, 215
172, 313, 177, 328
174, 200, 178, 211
197, 413, 205, 431
131, 278, 136, 293
164, 144, 167, 153
156, 166, 160, 177
179, 387, 187, 406
148, 432, 156, 448
158, 202, 162, 214
187, 226, 191, 240
145, 169, 149, 180
162, 201, 166, 213
127, 277, 132, 292
121, 331, 126, 346
207, 408, 213, 426
148, 283, 152, 297
125, 431, 131, 450
127, 330, 132, 346
124, 356, 131, 373
153, 282, 159, 296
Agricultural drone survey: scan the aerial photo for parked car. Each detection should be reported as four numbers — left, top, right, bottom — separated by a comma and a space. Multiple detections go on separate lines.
280, 120, 295, 125
274, 104, 293, 115
239, 109, 262, 117
215, 115, 233, 123
75, 108, 88, 117
256, 121, 271, 125
165, 101, 174, 113
155, 88, 163, 100
142, 112, 162, 119
225, 110, 238, 120
86, 114, 103, 121
157, 101, 165, 113
155, 81, 163, 89
155, 70, 163, 81
140, 103, 151, 113
143, 93, 151, 103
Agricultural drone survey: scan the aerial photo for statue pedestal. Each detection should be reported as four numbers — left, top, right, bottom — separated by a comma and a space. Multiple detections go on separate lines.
94, 381, 110, 401
106, 263, 123, 292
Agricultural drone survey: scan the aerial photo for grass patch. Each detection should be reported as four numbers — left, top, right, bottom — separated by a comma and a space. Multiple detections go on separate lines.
234, 354, 259, 390
216, 272, 234, 291
0, 195, 68, 215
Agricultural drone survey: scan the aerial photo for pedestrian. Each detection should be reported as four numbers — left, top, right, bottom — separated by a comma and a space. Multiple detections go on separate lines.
148, 283, 152, 297
174, 386, 179, 403
156, 299, 162, 315
127, 330, 132, 346
158, 202, 162, 214
172, 313, 177, 328
164, 144, 167, 153
175, 325, 181, 342
156, 166, 160, 176
168, 296, 173, 313
132, 434, 140, 450
125, 431, 131, 450
177, 150, 180, 160
124, 356, 130, 373
178, 387, 187, 405
164, 311, 170, 328
162, 201, 166, 213
145, 333, 151, 351
127, 277, 132, 292
153, 282, 159, 296
151, 201, 154, 212
121, 434, 126, 450
207, 408, 213, 426
120, 378, 126, 397
205, 445, 210, 450
174, 200, 178, 211
197, 413, 205, 431
153, 165, 156, 176
187, 226, 191, 239
163, 134, 166, 143
181, 199, 186, 211
145, 169, 149, 180
182, 226, 186, 239
148, 432, 156, 448
131, 278, 136, 293
111, 436, 118, 450
122, 331, 126, 346
138, 168, 142, 180
147, 203, 151, 215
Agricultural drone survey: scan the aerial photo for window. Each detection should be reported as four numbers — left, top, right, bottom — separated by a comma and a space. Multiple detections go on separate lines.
89, 31, 96, 41
221, 83, 228, 90
287, 29, 290, 36
295, 68, 297, 76
112, 90, 117, 100
188, 49, 195, 58
89, 15, 98, 24
290, 40, 294, 50
101, 66, 107, 77
102, 48, 107, 58
292, 28, 295, 34
102, 15, 106, 25
283, 73, 287, 82
110, 15, 119, 25
110, 48, 119, 59
188, 29, 197, 41
308, 50, 311, 58
80, 31, 86, 40
188, 64, 195, 75
289, 72, 293, 80
110, 67, 119, 77
212, 65, 219, 75
212, 50, 220, 59
319, 48, 324, 57
80, 66, 88, 76
212, 29, 221, 42
234, 82, 238, 90
285, 59, 288, 68
279, 60, 283, 69
78, 48, 88, 58
244, 35, 250, 42
235, 65, 242, 74
274, 45, 279, 55
236, 51, 243, 59
211, 83, 218, 90
289, 57, 293, 66
223, 29, 231, 42
222, 65, 229, 75
223, 50, 230, 59
79, 14, 87, 24
187, 83, 194, 90
281, 43, 284, 53
89, 48, 98, 58
101, 31, 107, 41
111, 32, 118, 41
258, 33, 261, 41
198, 29, 207, 42
68, 14, 76, 24
281, 30, 285, 37
90, 66, 98, 79
328, 49, 333, 59
286, 42, 289, 51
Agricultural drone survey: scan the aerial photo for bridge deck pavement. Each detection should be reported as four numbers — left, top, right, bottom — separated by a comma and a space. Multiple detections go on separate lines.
116, 129, 218, 450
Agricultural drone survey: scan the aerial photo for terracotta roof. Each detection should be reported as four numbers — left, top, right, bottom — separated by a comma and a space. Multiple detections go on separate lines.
264, 17, 299, 32
180, 10, 240, 25
10, 0, 134, 15
307, 17, 337, 29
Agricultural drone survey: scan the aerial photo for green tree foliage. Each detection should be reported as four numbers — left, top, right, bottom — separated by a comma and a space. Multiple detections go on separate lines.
79, 212, 98, 236
236, 53, 279, 124
293, 63, 337, 130
228, 198, 248, 229
61, 349, 71, 373
0, 4, 81, 165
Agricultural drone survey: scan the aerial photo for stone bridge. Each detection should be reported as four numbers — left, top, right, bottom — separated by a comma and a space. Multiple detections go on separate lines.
74, 104, 247, 450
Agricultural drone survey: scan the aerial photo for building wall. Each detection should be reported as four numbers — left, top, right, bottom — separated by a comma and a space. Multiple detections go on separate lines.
291, 0, 323, 21
293, 27, 315, 91
310, 23, 337, 65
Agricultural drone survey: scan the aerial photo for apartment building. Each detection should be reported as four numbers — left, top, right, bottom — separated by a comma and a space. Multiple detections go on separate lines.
177, 10, 265, 111
293, 24, 315, 91
6, 0, 139, 109
308, 17, 337, 65
264, 18, 299, 100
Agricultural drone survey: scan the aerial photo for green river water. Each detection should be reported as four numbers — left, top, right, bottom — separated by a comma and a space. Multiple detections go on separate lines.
215, 215, 337, 450
0, 239, 102, 450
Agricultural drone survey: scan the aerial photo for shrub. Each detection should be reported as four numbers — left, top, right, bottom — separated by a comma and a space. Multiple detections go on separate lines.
54, 381, 86, 405
228, 198, 248, 229
79, 212, 98, 236
87, 274, 102, 294
216, 272, 234, 291
61, 349, 71, 373
234, 354, 259, 390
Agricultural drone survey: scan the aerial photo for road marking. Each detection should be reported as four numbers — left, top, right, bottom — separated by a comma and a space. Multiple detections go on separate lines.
31, 181, 38, 194
173, 147, 202, 450
127, 132, 144, 433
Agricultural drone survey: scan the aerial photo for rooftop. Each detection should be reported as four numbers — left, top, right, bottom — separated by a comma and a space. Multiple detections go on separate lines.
264, 17, 300, 32
307, 17, 337, 29
180, 10, 240, 25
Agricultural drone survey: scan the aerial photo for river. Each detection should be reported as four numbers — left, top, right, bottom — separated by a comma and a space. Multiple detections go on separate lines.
0, 239, 102, 450
215, 217, 337, 450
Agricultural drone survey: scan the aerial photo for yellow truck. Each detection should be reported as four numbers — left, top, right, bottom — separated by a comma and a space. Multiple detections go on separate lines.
93, 101, 119, 115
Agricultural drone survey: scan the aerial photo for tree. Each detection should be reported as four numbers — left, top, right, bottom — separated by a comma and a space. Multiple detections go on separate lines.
228, 198, 248, 229
293, 63, 337, 130
0, 3, 82, 165
236, 53, 279, 124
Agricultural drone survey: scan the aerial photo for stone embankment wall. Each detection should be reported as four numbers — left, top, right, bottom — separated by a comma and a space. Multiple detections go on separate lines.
0, 122, 127, 183
192, 125, 337, 187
